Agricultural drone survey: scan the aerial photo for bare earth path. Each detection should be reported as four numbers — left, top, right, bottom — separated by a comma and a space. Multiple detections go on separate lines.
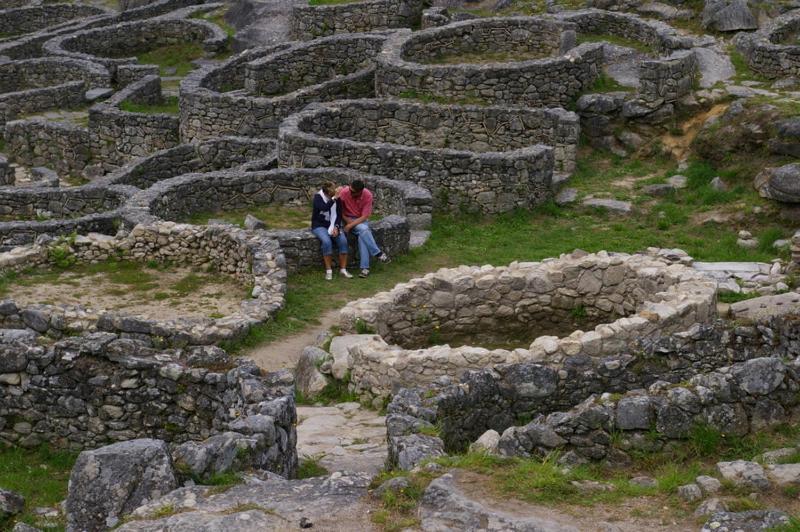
246, 308, 341, 371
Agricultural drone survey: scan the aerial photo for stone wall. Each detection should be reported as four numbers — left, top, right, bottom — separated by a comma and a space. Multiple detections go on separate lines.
388, 315, 800, 453
735, 10, 800, 79
0, 331, 297, 479
638, 50, 697, 106
0, 184, 129, 220
89, 75, 180, 171
0, 222, 286, 346
125, 167, 425, 272
180, 33, 391, 141
42, 16, 228, 76
107, 137, 276, 189
0, 155, 9, 186
375, 18, 604, 108
0, 4, 107, 36
497, 356, 800, 462
0, 0, 207, 60
278, 99, 560, 213
289, 0, 426, 40
555, 9, 694, 53
0, 57, 111, 125
3, 118, 91, 177
337, 250, 717, 401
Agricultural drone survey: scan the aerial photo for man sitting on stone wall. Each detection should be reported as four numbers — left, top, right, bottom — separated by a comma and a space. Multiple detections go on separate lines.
338, 179, 391, 278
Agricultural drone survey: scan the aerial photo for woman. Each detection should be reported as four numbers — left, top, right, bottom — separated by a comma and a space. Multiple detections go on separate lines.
311, 181, 352, 280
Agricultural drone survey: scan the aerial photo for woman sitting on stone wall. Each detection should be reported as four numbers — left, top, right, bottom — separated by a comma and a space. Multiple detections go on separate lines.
311, 181, 353, 281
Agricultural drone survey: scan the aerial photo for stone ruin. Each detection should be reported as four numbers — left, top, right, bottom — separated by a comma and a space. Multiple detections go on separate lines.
0, 0, 800, 530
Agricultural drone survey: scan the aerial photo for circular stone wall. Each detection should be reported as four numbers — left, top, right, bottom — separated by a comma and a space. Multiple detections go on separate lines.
338, 250, 718, 400
0, 4, 110, 38
124, 167, 430, 272
0, 57, 111, 125
0, 221, 286, 346
736, 9, 800, 79
289, 0, 425, 40
375, 17, 604, 107
180, 32, 395, 141
0, 184, 133, 250
277, 99, 578, 212
106, 136, 276, 189
42, 16, 227, 75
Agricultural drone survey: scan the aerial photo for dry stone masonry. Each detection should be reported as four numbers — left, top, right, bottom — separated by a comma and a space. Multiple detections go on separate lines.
277, 99, 573, 213
375, 17, 604, 107
735, 9, 800, 79
289, 0, 426, 40
337, 249, 717, 402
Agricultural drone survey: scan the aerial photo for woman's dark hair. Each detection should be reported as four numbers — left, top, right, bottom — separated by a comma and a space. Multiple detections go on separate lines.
350, 179, 365, 192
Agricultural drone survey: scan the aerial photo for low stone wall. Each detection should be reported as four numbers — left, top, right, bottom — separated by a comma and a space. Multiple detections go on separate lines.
289, 0, 426, 40
42, 15, 228, 77
180, 33, 393, 142
0, 184, 130, 220
735, 9, 800, 79
375, 17, 604, 107
125, 167, 425, 272
0, 0, 209, 60
0, 331, 297, 478
107, 137, 276, 189
89, 75, 180, 171
498, 357, 800, 461
555, 9, 694, 53
0, 222, 286, 346
387, 315, 800, 453
338, 250, 717, 401
278, 99, 562, 213
0, 155, 9, 186
3, 118, 91, 178
638, 50, 697, 107
0, 4, 108, 37
0, 57, 111, 125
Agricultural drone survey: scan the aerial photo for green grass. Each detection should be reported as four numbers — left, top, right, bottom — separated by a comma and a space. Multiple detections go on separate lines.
295, 370, 359, 405
718, 291, 761, 304
119, 96, 179, 115
137, 43, 206, 77
577, 33, 657, 55
0, 445, 76, 530
591, 72, 635, 93
729, 48, 770, 84
190, 7, 236, 39
297, 455, 330, 479
186, 203, 309, 229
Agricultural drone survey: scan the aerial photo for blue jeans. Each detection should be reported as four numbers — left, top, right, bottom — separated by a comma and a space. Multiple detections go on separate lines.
351, 222, 381, 269
312, 226, 348, 257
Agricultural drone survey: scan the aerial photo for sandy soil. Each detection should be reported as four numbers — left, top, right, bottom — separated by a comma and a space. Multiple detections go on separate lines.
7, 267, 248, 319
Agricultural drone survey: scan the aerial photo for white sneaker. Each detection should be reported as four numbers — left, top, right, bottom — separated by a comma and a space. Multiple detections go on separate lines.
340, 269, 353, 279
359, 269, 370, 278
325, 270, 333, 281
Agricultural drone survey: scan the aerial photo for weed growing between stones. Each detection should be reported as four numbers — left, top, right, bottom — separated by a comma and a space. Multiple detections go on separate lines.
0, 445, 76, 530
295, 370, 359, 405
186, 203, 310, 229
119, 96, 180, 115
297, 455, 330, 479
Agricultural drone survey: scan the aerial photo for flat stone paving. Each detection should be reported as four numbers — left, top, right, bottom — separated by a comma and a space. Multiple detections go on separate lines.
297, 402, 387, 477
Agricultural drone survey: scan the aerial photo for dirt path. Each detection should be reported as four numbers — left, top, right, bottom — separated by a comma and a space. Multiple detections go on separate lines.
246, 308, 341, 372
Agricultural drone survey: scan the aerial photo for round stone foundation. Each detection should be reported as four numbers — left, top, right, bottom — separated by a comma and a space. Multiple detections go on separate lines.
375, 17, 604, 107
337, 250, 718, 400
736, 10, 800, 79
277, 98, 578, 212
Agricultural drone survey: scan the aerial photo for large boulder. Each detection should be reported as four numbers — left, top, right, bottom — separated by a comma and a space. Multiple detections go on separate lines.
172, 429, 276, 481
716, 460, 770, 490
766, 163, 800, 203
65, 439, 178, 531
329, 335, 379, 380
295, 346, 331, 399
701, 0, 758, 31
389, 434, 445, 471
0, 488, 24, 519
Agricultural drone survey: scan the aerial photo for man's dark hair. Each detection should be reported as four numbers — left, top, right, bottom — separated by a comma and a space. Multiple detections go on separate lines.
350, 179, 365, 192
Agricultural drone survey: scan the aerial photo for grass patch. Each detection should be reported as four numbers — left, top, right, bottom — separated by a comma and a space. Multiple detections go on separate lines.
591, 71, 635, 93
119, 96, 179, 115
718, 291, 761, 304
729, 47, 770, 84
0, 445, 76, 530
295, 370, 359, 405
186, 203, 309, 229
370, 471, 429, 532
137, 43, 205, 77
190, 7, 236, 39
297, 455, 329, 479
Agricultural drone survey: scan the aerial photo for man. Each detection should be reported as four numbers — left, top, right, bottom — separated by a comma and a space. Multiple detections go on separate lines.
338, 179, 391, 278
